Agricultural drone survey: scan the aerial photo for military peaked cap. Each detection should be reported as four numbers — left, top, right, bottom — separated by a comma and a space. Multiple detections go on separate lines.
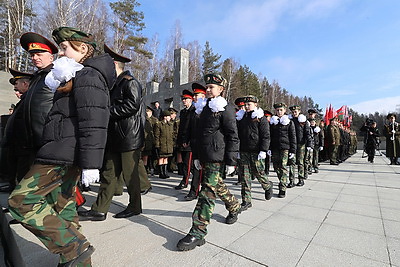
20, 32, 58, 54
104, 44, 131, 63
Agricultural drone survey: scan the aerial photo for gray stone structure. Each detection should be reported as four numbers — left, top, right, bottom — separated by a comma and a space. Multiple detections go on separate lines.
143, 48, 200, 114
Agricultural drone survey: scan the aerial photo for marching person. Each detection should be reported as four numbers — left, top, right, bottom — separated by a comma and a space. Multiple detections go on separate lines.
264, 110, 273, 175
384, 113, 400, 165
236, 95, 273, 212
269, 103, 296, 198
9, 26, 116, 266
79, 44, 144, 221
175, 89, 196, 190
177, 74, 240, 251
309, 119, 324, 173
288, 105, 313, 187
183, 83, 207, 201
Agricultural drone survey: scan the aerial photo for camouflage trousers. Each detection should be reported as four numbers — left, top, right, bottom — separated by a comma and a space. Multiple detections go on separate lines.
311, 147, 319, 170
8, 164, 91, 266
289, 144, 309, 180
271, 150, 289, 191
189, 162, 240, 239
238, 152, 271, 203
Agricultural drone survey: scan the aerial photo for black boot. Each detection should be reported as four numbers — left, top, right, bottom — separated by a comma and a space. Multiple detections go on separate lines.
162, 164, 170, 178
159, 165, 166, 179
177, 234, 205, 251
287, 180, 295, 188
296, 178, 304, 187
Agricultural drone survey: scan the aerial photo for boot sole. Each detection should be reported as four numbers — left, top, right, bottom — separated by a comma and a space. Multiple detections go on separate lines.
177, 239, 205, 251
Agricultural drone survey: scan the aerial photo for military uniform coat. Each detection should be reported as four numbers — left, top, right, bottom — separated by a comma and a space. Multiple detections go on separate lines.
154, 120, 174, 157
384, 122, 400, 158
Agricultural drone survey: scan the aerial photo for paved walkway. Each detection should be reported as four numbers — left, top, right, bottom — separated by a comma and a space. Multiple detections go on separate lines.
1, 151, 400, 267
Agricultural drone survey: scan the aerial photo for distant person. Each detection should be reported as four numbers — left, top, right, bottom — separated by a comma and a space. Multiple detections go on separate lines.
154, 110, 175, 178
360, 120, 379, 163
384, 113, 400, 165
153, 101, 163, 120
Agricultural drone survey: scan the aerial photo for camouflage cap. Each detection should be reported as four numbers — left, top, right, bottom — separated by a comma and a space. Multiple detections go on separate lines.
168, 107, 178, 114
204, 73, 227, 87
162, 110, 171, 117
243, 95, 258, 103
307, 108, 317, 114
289, 105, 301, 111
52, 27, 97, 48
273, 102, 287, 109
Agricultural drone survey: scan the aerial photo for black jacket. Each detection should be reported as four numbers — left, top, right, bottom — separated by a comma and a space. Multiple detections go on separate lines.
198, 100, 239, 166
176, 105, 195, 151
35, 54, 116, 169
311, 125, 324, 147
107, 70, 144, 152
292, 117, 313, 147
237, 111, 270, 153
270, 117, 297, 153
21, 64, 54, 150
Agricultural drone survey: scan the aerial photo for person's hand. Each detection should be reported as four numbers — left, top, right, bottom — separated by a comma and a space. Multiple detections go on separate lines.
289, 153, 295, 159
306, 147, 313, 151
267, 150, 272, 156
81, 169, 100, 187
194, 159, 202, 170
319, 146, 324, 151
258, 151, 267, 160
225, 165, 235, 175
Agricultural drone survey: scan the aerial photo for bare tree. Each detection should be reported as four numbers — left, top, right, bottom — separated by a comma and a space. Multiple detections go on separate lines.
186, 40, 202, 82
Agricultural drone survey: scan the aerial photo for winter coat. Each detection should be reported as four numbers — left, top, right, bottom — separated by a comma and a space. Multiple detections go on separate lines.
154, 120, 174, 157
107, 70, 144, 152
142, 117, 155, 153
176, 105, 196, 152
384, 122, 400, 158
35, 54, 116, 169
292, 117, 313, 147
197, 99, 239, 166
311, 125, 324, 148
19, 64, 54, 150
237, 111, 270, 153
269, 116, 297, 153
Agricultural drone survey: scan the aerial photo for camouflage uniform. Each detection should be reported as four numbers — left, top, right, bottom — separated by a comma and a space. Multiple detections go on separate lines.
9, 164, 91, 266
239, 152, 271, 203
189, 162, 240, 239
272, 150, 289, 191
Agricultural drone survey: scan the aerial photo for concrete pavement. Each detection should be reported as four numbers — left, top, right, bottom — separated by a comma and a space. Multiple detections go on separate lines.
1, 151, 400, 266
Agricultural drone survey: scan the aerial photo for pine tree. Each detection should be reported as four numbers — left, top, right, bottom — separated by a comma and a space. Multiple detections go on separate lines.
202, 41, 222, 75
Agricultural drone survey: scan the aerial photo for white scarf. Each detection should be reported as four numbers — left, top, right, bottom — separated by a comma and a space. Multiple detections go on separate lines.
45, 57, 84, 92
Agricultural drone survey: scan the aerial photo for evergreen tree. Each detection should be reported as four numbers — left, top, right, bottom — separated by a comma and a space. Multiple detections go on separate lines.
202, 41, 221, 75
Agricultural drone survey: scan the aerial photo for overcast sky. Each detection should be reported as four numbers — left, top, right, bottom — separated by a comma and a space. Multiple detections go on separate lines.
138, 0, 400, 115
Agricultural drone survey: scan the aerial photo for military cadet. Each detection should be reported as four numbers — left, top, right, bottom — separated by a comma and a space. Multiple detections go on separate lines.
154, 110, 175, 178
327, 117, 341, 165
269, 103, 297, 198
143, 106, 158, 175
288, 105, 313, 187
0, 69, 33, 193
167, 107, 179, 173
264, 110, 273, 175
177, 74, 240, 251
360, 120, 380, 163
7, 32, 58, 189
236, 95, 273, 212
309, 119, 324, 173
9, 26, 116, 266
175, 89, 196, 190
79, 44, 143, 221
183, 83, 207, 201
384, 113, 400, 165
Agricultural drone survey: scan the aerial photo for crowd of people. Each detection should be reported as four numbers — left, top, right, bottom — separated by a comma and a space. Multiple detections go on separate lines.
0, 26, 399, 266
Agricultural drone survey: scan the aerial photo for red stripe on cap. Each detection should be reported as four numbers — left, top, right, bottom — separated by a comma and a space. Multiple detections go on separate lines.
193, 89, 206, 94
28, 43, 52, 53
182, 94, 193, 99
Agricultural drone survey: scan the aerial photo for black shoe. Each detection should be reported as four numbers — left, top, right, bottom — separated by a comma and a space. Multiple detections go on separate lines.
2, 208, 9, 213
184, 193, 197, 201
141, 187, 152, 195
114, 192, 123, 196
78, 210, 106, 221
296, 179, 304, 187
114, 208, 141, 219
233, 181, 241, 185
225, 211, 239, 224
330, 162, 339, 165
175, 182, 188, 190
82, 185, 91, 192
278, 190, 286, 198
176, 234, 205, 251
58, 245, 95, 267
240, 202, 252, 212
9, 219, 19, 224
265, 181, 273, 200
287, 181, 295, 188
314, 169, 319, 173
0, 184, 14, 193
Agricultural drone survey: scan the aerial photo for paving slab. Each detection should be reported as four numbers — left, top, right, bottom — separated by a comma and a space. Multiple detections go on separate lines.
1, 150, 400, 267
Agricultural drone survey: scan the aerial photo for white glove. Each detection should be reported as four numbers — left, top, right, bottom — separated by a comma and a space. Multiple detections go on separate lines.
306, 147, 313, 151
225, 165, 235, 175
237, 152, 241, 159
81, 169, 100, 187
289, 153, 295, 159
267, 150, 272, 156
319, 146, 324, 151
258, 151, 267, 160
194, 159, 202, 170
